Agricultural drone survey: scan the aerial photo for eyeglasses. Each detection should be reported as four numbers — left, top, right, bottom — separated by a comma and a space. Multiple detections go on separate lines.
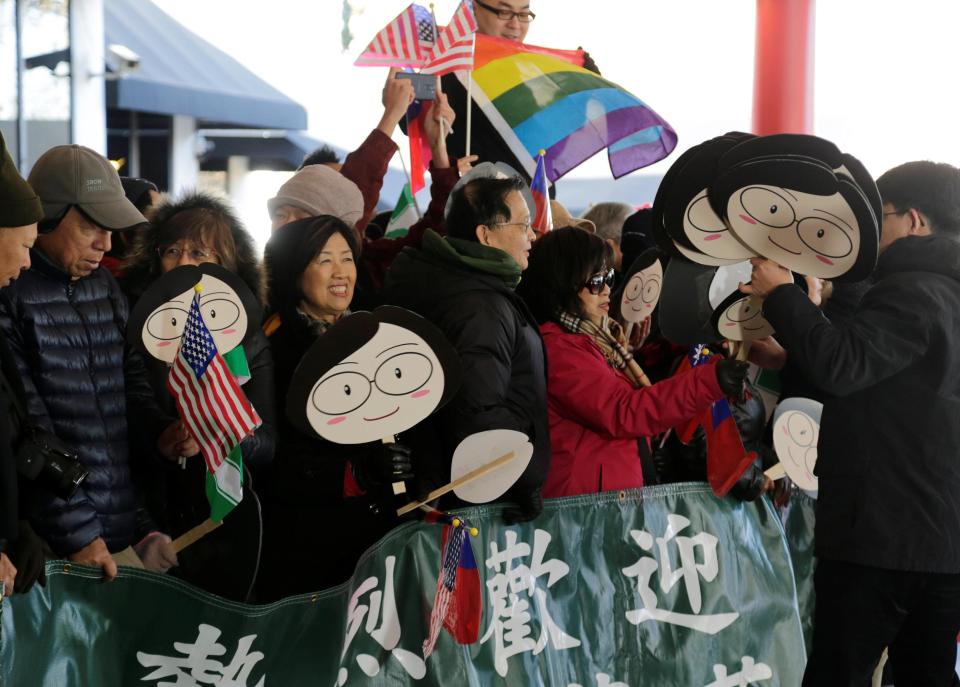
159, 245, 218, 262
474, 0, 536, 22
491, 220, 533, 233
583, 268, 615, 295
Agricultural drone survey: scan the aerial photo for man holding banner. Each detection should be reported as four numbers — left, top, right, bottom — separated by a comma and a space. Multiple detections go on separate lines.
746, 161, 960, 686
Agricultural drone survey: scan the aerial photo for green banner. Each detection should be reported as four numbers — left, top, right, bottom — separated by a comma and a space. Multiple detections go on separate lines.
1, 483, 806, 686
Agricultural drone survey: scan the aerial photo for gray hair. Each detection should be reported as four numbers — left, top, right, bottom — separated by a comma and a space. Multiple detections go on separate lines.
582, 202, 633, 242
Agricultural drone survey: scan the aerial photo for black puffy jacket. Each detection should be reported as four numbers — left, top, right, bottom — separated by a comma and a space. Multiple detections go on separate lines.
0, 249, 166, 555
384, 231, 551, 504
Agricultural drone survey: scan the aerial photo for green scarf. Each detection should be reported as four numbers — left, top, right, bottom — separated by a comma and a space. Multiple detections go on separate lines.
422, 229, 522, 288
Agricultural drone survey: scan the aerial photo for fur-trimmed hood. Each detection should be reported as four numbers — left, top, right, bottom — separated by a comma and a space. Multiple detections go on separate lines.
119, 190, 266, 308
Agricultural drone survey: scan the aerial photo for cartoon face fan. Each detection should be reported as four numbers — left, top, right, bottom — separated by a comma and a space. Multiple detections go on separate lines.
709, 134, 880, 281
286, 306, 462, 445
614, 248, 664, 324
128, 263, 262, 363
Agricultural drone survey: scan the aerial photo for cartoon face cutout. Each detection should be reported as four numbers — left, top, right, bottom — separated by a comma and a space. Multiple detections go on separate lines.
682, 188, 756, 261
711, 290, 774, 342
772, 397, 823, 495
620, 258, 663, 323
305, 323, 444, 442
287, 306, 462, 446
724, 184, 861, 279
141, 274, 249, 363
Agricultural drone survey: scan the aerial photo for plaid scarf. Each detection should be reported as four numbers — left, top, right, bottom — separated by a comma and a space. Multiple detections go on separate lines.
556, 310, 650, 388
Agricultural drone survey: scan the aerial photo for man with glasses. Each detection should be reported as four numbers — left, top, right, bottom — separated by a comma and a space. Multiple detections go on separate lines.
385, 167, 549, 523
0, 145, 180, 581
745, 161, 960, 686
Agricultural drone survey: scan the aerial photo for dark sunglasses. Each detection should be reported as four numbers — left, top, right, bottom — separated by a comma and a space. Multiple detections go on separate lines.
583, 268, 615, 295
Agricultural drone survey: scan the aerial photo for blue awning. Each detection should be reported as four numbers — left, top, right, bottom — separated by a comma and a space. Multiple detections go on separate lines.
103, 0, 307, 130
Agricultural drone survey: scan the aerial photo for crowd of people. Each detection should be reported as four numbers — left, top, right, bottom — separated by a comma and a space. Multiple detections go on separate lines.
3, 1, 960, 685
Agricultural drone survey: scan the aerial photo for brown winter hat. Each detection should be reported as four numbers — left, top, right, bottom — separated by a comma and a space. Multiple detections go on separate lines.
267, 165, 363, 227
267, 165, 364, 227
28, 144, 148, 231
551, 200, 596, 233
0, 132, 43, 228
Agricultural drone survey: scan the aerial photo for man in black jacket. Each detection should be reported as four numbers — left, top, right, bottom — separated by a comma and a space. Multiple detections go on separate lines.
385, 174, 548, 522
0, 131, 46, 597
0, 145, 178, 580
746, 161, 960, 686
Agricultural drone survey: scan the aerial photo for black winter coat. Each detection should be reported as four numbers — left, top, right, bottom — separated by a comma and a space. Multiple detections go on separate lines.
138, 329, 275, 601
0, 250, 166, 555
763, 234, 960, 572
384, 241, 551, 503
258, 311, 397, 599
0, 329, 26, 547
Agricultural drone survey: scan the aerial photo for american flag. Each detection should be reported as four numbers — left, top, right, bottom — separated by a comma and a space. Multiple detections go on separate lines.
355, 4, 437, 68
167, 287, 260, 475
422, 514, 481, 658
421, 0, 478, 75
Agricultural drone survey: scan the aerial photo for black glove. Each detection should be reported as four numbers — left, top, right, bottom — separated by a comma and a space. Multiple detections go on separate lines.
729, 463, 767, 502
502, 488, 543, 525
10, 520, 46, 593
578, 47, 601, 75
715, 359, 749, 399
352, 443, 414, 492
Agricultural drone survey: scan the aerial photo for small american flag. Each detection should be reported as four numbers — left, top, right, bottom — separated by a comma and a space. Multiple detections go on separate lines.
355, 4, 436, 68
167, 286, 260, 476
422, 1, 478, 75
422, 514, 481, 657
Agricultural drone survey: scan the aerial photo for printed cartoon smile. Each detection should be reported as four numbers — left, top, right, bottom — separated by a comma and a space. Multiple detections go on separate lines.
768, 236, 802, 255
363, 407, 399, 422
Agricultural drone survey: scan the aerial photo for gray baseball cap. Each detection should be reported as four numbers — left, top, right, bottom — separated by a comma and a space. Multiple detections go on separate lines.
28, 144, 148, 231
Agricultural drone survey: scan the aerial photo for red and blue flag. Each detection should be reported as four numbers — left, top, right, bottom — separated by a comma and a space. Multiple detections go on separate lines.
422, 513, 482, 657
531, 150, 552, 236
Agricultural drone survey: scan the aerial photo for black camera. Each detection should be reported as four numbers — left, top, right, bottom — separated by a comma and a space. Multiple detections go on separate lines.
16, 428, 87, 501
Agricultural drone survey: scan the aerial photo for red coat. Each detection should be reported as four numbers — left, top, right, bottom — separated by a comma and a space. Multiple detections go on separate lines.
540, 322, 724, 497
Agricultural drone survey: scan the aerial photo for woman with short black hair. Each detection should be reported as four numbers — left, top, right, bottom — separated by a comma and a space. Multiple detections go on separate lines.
518, 227, 747, 497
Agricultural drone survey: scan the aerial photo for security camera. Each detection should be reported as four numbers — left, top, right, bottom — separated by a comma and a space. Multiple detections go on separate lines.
105, 44, 141, 75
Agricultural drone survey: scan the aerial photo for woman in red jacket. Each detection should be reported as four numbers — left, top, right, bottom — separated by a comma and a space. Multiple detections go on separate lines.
517, 228, 748, 497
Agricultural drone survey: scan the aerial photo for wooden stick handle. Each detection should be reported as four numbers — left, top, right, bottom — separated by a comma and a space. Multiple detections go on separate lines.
172, 518, 222, 553
735, 340, 753, 362
396, 450, 516, 516
764, 463, 787, 480
382, 436, 408, 496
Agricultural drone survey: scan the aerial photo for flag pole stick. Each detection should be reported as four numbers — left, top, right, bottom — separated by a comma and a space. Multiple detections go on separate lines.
172, 518, 223, 553
465, 36, 474, 157
396, 146, 422, 219
396, 450, 516, 516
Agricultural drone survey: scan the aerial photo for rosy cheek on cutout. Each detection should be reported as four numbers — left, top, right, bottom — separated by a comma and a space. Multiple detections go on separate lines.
326, 416, 347, 425
816, 256, 834, 266
739, 214, 757, 225
223, 328, 237, 334
156, 341, 172, 347
410, 389, 430, 399
704, 234, 721, 241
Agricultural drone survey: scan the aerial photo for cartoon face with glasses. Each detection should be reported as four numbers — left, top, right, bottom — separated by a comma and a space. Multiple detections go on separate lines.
616, 249, 663, 323
128, 263, 260, 363
710, 288, 774, 342
287, 306, 462, 445
772, 397, 822, 495
709, 134, 879, 281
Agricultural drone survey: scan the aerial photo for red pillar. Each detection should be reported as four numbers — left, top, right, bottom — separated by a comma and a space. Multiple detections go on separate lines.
752, 0, 816, 135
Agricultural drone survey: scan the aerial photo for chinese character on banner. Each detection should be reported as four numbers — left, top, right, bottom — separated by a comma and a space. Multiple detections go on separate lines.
622, 513, 740, 634
136, 623, 266, 687
336, 555, 426, 686
568, 672, 630, 687
480, 529, 582, 677
702, 656, 773, 687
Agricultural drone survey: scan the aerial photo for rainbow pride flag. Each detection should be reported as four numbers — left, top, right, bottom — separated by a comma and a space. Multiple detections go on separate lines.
460, 34, 677, 182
